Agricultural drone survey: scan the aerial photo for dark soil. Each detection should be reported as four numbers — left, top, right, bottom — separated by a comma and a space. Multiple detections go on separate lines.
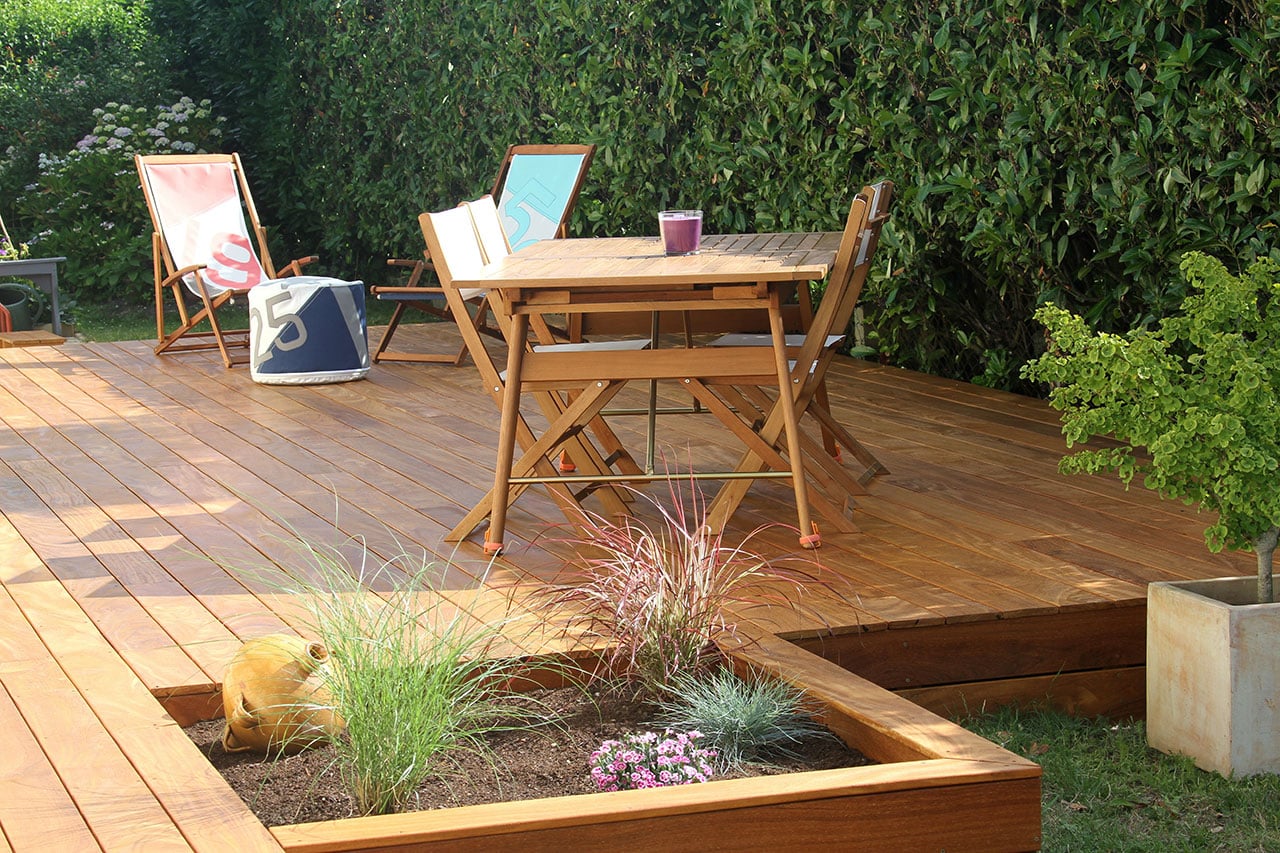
186, 685, 872, 827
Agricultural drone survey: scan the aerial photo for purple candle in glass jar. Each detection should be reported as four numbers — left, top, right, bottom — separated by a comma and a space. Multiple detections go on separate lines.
659, 210, 703, 255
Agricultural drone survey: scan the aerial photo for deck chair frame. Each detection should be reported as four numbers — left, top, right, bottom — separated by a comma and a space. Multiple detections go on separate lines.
136, 153, 316, 367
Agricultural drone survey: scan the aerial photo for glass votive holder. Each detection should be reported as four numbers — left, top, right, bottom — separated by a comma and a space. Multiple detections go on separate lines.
658, 210, 703, 255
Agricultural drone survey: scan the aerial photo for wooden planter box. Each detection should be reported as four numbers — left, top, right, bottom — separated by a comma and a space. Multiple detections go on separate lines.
257, 634, 1041, 852
1147, 576, 1280, 777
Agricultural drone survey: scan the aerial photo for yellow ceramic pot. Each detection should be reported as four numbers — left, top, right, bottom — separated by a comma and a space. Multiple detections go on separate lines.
220, 634, 344, 754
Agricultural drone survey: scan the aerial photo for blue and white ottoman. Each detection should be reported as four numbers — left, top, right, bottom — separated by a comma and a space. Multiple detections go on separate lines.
249, 276, 370, 384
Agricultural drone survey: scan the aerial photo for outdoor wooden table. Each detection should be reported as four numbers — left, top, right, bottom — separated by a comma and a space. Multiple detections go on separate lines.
448, 231, 844, 553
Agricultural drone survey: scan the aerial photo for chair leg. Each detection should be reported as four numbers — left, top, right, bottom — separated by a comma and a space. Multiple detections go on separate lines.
371, 302, 409, 363
372, 301, 471, 365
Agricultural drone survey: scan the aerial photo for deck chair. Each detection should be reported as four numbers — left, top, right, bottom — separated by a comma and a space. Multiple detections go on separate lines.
135, 153, 317, 367
422, 202, 641, 552
702, 183, 893, 541
372, 143, 596, 365
709, 181, 894, 485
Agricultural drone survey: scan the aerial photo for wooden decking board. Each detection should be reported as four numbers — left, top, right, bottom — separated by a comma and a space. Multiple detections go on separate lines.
831, 363, 1216, 537
797, 606, 1149, 690
0, 679, 102, 852
2, 655, 195, 851
880, 452, 1227, 571
900, 666, 1148, 721
0, 465, 209, 691
0, 517, 281, 851
856, 476, 1245, 587
97, 343, 578, 557
9, 458, 242, 680
0, 335, 1256, 851
843, 481, 1136, 610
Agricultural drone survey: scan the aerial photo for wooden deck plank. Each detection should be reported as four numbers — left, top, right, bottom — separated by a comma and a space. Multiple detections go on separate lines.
0, 462, 209, 692
0, 679, 101, 852
828, 360, 1223, 537
1, 655, 195, 851
0, 503, 281, 852
4, 347, 296, 642
0, 332, 1259, 852
80, 341, 521, 574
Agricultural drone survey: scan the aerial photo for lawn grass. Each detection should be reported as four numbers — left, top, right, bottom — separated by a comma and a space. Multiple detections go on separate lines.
963, 707, 1280, 852
74, 293, 408, 342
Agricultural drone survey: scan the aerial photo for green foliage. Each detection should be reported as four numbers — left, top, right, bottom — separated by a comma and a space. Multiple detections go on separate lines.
853, 0, 1280, 390
651, 666, 831, 771
251, 534, 562, 817
0, 0, 173, 210
160, 0, 1279, 389
0, 220, 30, 262
966, 707, 1280, 851
1023, 252, 1280, 599
16, 97, 226, 300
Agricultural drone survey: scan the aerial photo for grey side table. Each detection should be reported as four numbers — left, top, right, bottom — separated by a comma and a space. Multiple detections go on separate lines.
0, 256, 66, 335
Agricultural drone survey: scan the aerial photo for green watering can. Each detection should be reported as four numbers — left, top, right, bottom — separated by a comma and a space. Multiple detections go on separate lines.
0, 282, 43, 331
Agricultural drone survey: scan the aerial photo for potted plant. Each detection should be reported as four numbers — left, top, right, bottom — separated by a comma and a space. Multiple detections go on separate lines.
1023, 251, 1280, 776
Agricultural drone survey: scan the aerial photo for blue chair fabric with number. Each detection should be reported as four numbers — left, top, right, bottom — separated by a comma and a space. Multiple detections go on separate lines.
497, 150, 593, 250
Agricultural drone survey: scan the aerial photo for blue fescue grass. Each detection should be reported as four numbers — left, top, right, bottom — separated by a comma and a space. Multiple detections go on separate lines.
650, 666, 832, 771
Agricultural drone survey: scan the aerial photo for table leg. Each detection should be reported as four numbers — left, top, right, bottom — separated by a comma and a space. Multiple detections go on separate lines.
646, 310, 659, 474
768, 304, 820, 549
46, 269, 62, 336
486, 312, 528, 554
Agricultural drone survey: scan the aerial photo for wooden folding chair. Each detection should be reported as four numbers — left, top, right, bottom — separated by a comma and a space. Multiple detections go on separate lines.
463, 194, 646, 478
135, 153, 317, 367
372, 144, 595, 365
420, 203, 642, 551
709, 181, 894, 485
702, 184, 893, 541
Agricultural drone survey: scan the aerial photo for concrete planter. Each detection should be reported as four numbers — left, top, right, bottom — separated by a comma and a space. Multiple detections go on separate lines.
1147, 576, 1280, 777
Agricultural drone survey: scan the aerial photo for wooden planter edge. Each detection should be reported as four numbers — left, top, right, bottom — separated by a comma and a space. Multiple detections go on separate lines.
268, 633, 1041, 853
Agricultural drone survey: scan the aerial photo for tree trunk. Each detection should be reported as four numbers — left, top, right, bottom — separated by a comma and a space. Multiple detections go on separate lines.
1255, 526, 1278, 604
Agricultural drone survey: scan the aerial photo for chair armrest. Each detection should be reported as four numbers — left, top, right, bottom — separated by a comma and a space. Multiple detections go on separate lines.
159, 263, 207, 289
386, 257, 431, 270
278, 256, 319, 277
369, 285, 445, 295
385, 256, 433, 288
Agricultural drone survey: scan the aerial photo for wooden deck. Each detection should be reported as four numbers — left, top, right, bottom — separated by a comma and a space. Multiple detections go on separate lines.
0, 325, 1250, 851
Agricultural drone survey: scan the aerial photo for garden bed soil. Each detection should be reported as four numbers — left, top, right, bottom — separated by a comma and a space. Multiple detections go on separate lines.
185, 685, 871, 827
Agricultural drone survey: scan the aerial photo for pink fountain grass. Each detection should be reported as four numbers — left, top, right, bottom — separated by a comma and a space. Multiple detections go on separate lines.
542, 476, 834, 696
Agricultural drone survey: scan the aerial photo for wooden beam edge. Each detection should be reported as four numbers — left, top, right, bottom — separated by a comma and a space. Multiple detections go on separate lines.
270, 758, 1036, 853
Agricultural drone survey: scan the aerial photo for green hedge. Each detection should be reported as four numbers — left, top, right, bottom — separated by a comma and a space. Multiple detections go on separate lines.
34, 1, 1280, 388
0, 0, 171, 207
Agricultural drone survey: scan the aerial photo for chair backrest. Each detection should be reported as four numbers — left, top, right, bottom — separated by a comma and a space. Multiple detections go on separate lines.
136, 153, 272, 295
418, 205, 507, 388
488, 144, 594, 251
789, 182, 894, 381
462, 195, 511, 264
825, 180, 894, 329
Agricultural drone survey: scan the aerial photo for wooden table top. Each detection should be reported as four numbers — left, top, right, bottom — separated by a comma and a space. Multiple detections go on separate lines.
452, 232, 842, 291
